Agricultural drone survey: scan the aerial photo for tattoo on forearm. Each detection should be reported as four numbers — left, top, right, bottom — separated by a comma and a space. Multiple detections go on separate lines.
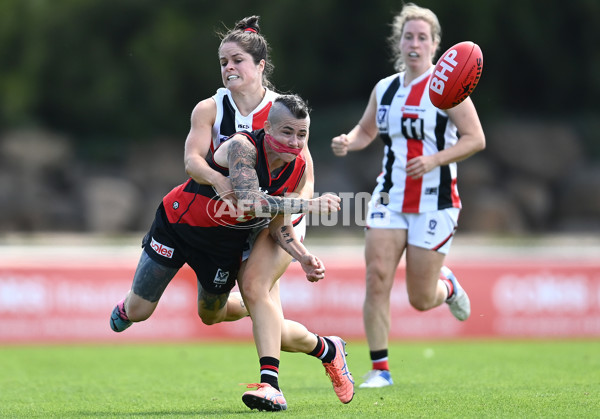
227, 138, 310, 216
272, 225, 296, 257
255, 196, 308, 216
282, 228, 293, 244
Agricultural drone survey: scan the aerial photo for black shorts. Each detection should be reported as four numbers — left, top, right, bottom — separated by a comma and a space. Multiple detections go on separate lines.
142, 203, 249, 294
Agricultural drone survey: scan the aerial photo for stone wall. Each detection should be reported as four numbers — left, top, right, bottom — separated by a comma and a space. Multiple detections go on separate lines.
1, 119, 598, 235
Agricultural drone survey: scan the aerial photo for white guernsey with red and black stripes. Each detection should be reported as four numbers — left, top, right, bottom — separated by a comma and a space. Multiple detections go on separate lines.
373, 67, 461, 213
210, 87, 279, 153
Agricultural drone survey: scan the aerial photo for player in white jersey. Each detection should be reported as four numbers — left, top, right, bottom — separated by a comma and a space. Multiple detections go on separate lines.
331, 3, 485, 389
371, 69, 461, 214
183, 16, 354, 410
209, 85, 307, 255
210, 86, 278, 152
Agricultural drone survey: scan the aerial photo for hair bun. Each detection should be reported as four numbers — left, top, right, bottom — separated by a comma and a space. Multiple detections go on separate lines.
233, 15, 261, 34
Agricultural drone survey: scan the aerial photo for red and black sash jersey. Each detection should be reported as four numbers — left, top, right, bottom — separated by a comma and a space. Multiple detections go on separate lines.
238, 130, 306, 197
162, 129, 306, 232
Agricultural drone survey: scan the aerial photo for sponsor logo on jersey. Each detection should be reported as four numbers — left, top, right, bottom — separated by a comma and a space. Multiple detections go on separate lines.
425, 187, 438, 195
237, 123, 251, 130
213, 269, 230, 286
402, 106, 426, 114
150, 237, 174, 259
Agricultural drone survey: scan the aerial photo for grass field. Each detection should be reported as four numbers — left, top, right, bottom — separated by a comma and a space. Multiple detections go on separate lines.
0, 340, 598, 418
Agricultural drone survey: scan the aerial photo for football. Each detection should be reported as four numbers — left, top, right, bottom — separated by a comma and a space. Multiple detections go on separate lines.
428, 41, 483, 110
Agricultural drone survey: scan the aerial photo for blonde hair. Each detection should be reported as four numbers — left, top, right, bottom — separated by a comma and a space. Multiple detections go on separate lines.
388, 3, 442, 72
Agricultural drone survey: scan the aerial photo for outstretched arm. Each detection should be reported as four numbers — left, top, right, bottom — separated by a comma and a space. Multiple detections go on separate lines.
331, 87, 379, 156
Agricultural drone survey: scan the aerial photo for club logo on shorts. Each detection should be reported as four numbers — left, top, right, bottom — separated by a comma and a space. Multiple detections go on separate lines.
213, 269, 230, 286
150, 237, 174, 259
367, 200, 391, 227
427, 219, 438, 236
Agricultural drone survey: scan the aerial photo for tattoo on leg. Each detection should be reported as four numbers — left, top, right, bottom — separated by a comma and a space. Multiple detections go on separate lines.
199, 291, 229, 312
132, 252, 178, 302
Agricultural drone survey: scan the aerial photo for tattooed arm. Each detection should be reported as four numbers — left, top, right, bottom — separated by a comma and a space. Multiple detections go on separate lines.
223, 135, 340, 216
215, 134, 326, 281
268, 215, 325, 282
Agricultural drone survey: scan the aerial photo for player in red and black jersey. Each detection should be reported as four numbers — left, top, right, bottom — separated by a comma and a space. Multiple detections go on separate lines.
177, 16, 354, 410
110, 94, 352, 409
111, 94, 338, 326
156, 127, 307, 271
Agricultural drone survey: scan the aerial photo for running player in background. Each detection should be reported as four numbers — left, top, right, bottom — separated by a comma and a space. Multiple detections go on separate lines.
331, 3, 485, 388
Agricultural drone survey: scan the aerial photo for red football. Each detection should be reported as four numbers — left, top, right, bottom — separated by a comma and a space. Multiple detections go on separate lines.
428, 41, 483, 110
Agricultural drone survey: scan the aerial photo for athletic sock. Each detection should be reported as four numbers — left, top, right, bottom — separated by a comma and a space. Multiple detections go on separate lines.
309, 335, 336, 363
441, 272, 455, 300
116, 298, 129, 321
259, 356, 280, 390
370, 349, 390, 371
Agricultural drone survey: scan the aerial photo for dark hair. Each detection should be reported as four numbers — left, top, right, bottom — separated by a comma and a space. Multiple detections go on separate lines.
270, 95, 311, 122
218, 16, 274, 89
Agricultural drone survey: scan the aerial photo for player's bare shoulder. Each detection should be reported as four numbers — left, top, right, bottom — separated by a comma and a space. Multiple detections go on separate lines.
191, 97, 218, 126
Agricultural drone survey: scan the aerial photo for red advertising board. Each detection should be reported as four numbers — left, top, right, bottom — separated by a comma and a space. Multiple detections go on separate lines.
1, 248, 599, 343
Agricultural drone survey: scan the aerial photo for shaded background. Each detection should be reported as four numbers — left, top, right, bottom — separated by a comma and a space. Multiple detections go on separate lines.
1, 0, 599, 236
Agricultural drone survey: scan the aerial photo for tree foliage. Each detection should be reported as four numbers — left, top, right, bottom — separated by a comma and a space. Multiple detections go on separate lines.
1, 0, 598, 144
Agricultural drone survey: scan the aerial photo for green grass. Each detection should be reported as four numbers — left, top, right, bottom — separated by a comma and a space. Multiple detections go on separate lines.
0, 341, 598, 418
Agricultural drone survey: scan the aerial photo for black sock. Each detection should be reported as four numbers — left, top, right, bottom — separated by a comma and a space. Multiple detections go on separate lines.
309, 335, 336, 363
259, 356, 280, 390
370, 349, 390, 371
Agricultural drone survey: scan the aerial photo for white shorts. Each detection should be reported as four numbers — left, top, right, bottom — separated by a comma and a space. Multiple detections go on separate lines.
366, 201, 459, 255
242, 215, 306, 261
